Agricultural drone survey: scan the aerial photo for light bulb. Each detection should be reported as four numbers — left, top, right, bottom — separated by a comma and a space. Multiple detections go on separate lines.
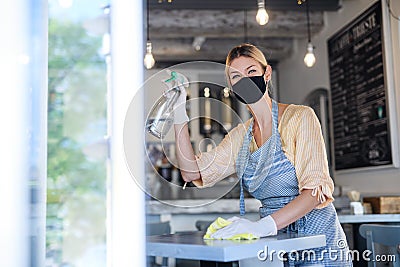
256, 1, 269, 25
144, 42, 155, 69
144, 53, 155, 69
192, 36, 206, 51
304, 42, 316, 67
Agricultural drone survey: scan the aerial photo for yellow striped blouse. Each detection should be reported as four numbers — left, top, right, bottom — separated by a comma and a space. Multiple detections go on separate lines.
192, 104, 334, 209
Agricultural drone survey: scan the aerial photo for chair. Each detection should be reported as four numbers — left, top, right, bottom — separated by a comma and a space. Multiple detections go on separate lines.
195, 220, 213, 232
146, 221, 171, 236
359, 224, 400, 267
147, 221, 171, 267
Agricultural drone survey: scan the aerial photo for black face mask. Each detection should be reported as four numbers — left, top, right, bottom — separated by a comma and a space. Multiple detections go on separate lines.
231, 75, 267, 104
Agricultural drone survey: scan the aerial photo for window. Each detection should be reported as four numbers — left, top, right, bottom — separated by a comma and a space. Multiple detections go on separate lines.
47, 1, 108, 266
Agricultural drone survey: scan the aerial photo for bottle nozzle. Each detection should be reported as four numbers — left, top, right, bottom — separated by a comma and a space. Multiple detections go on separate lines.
164, 70, 189, 88
164, 71, 178, 83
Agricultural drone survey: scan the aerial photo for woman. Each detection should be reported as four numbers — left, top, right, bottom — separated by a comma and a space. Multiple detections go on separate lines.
172, 43, 352, 266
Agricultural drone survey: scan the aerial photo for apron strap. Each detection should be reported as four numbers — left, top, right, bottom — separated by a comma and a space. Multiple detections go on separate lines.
239, 178, 246, 216
238, 100, 279, 216
271, 99, 279, 133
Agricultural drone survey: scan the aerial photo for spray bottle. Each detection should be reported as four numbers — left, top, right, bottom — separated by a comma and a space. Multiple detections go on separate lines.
146, 71, 188, 139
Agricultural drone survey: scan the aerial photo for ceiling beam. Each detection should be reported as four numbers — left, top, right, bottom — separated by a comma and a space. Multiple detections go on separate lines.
149, 10, 324, 39
152, 37, 293, 62
150, 0, 341, 11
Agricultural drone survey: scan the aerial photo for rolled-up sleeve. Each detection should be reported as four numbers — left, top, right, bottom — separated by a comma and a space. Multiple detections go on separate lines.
192, 122, 247, 188
294, 107, 334, 209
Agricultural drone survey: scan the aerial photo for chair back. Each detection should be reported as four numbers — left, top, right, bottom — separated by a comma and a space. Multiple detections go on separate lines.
195, 220, 213, 232
146, 221, 171, 267
146, 221, 171, 236
359, 224, 400, 267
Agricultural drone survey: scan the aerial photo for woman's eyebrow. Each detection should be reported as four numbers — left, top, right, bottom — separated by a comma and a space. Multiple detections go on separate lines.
245, 65, 256, 71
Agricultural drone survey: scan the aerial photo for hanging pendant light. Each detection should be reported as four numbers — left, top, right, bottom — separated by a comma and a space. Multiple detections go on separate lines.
303, 0, 316, 67
144, 42, 155, 69
144, 0, 155, 69
256, 0, 269, 26
304, 43, 316, 67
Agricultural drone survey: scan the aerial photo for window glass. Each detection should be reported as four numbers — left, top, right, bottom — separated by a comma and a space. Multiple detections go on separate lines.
47, 1, 108, 266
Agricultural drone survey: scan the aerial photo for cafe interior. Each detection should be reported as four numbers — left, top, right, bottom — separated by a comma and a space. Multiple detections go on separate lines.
2, 0, 400, 266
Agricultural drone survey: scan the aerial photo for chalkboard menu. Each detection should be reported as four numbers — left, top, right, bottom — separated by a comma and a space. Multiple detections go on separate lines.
327, 1, 393, 171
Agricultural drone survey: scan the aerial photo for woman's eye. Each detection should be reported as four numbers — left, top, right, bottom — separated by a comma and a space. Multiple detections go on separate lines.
231, 74, 240, 80
248, 69, 257, 75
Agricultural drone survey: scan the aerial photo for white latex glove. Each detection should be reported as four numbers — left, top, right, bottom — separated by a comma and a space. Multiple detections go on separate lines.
210, 215, 277, 239
227, 216, 241, 222
172, 84, 189, 125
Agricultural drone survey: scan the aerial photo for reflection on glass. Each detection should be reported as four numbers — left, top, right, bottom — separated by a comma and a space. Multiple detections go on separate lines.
204, 87, 212, 132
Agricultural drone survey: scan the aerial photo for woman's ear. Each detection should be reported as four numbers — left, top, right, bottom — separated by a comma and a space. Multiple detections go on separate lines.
264, 65, 272, 82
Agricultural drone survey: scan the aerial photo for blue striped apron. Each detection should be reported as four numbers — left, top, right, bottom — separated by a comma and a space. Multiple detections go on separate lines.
236, 100, 352, 266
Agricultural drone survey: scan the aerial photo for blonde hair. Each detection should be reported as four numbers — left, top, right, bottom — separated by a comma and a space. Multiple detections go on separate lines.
225, 43, 268, 81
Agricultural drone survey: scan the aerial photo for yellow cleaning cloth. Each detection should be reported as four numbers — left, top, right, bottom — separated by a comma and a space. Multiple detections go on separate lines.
203, 217, 259, 240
